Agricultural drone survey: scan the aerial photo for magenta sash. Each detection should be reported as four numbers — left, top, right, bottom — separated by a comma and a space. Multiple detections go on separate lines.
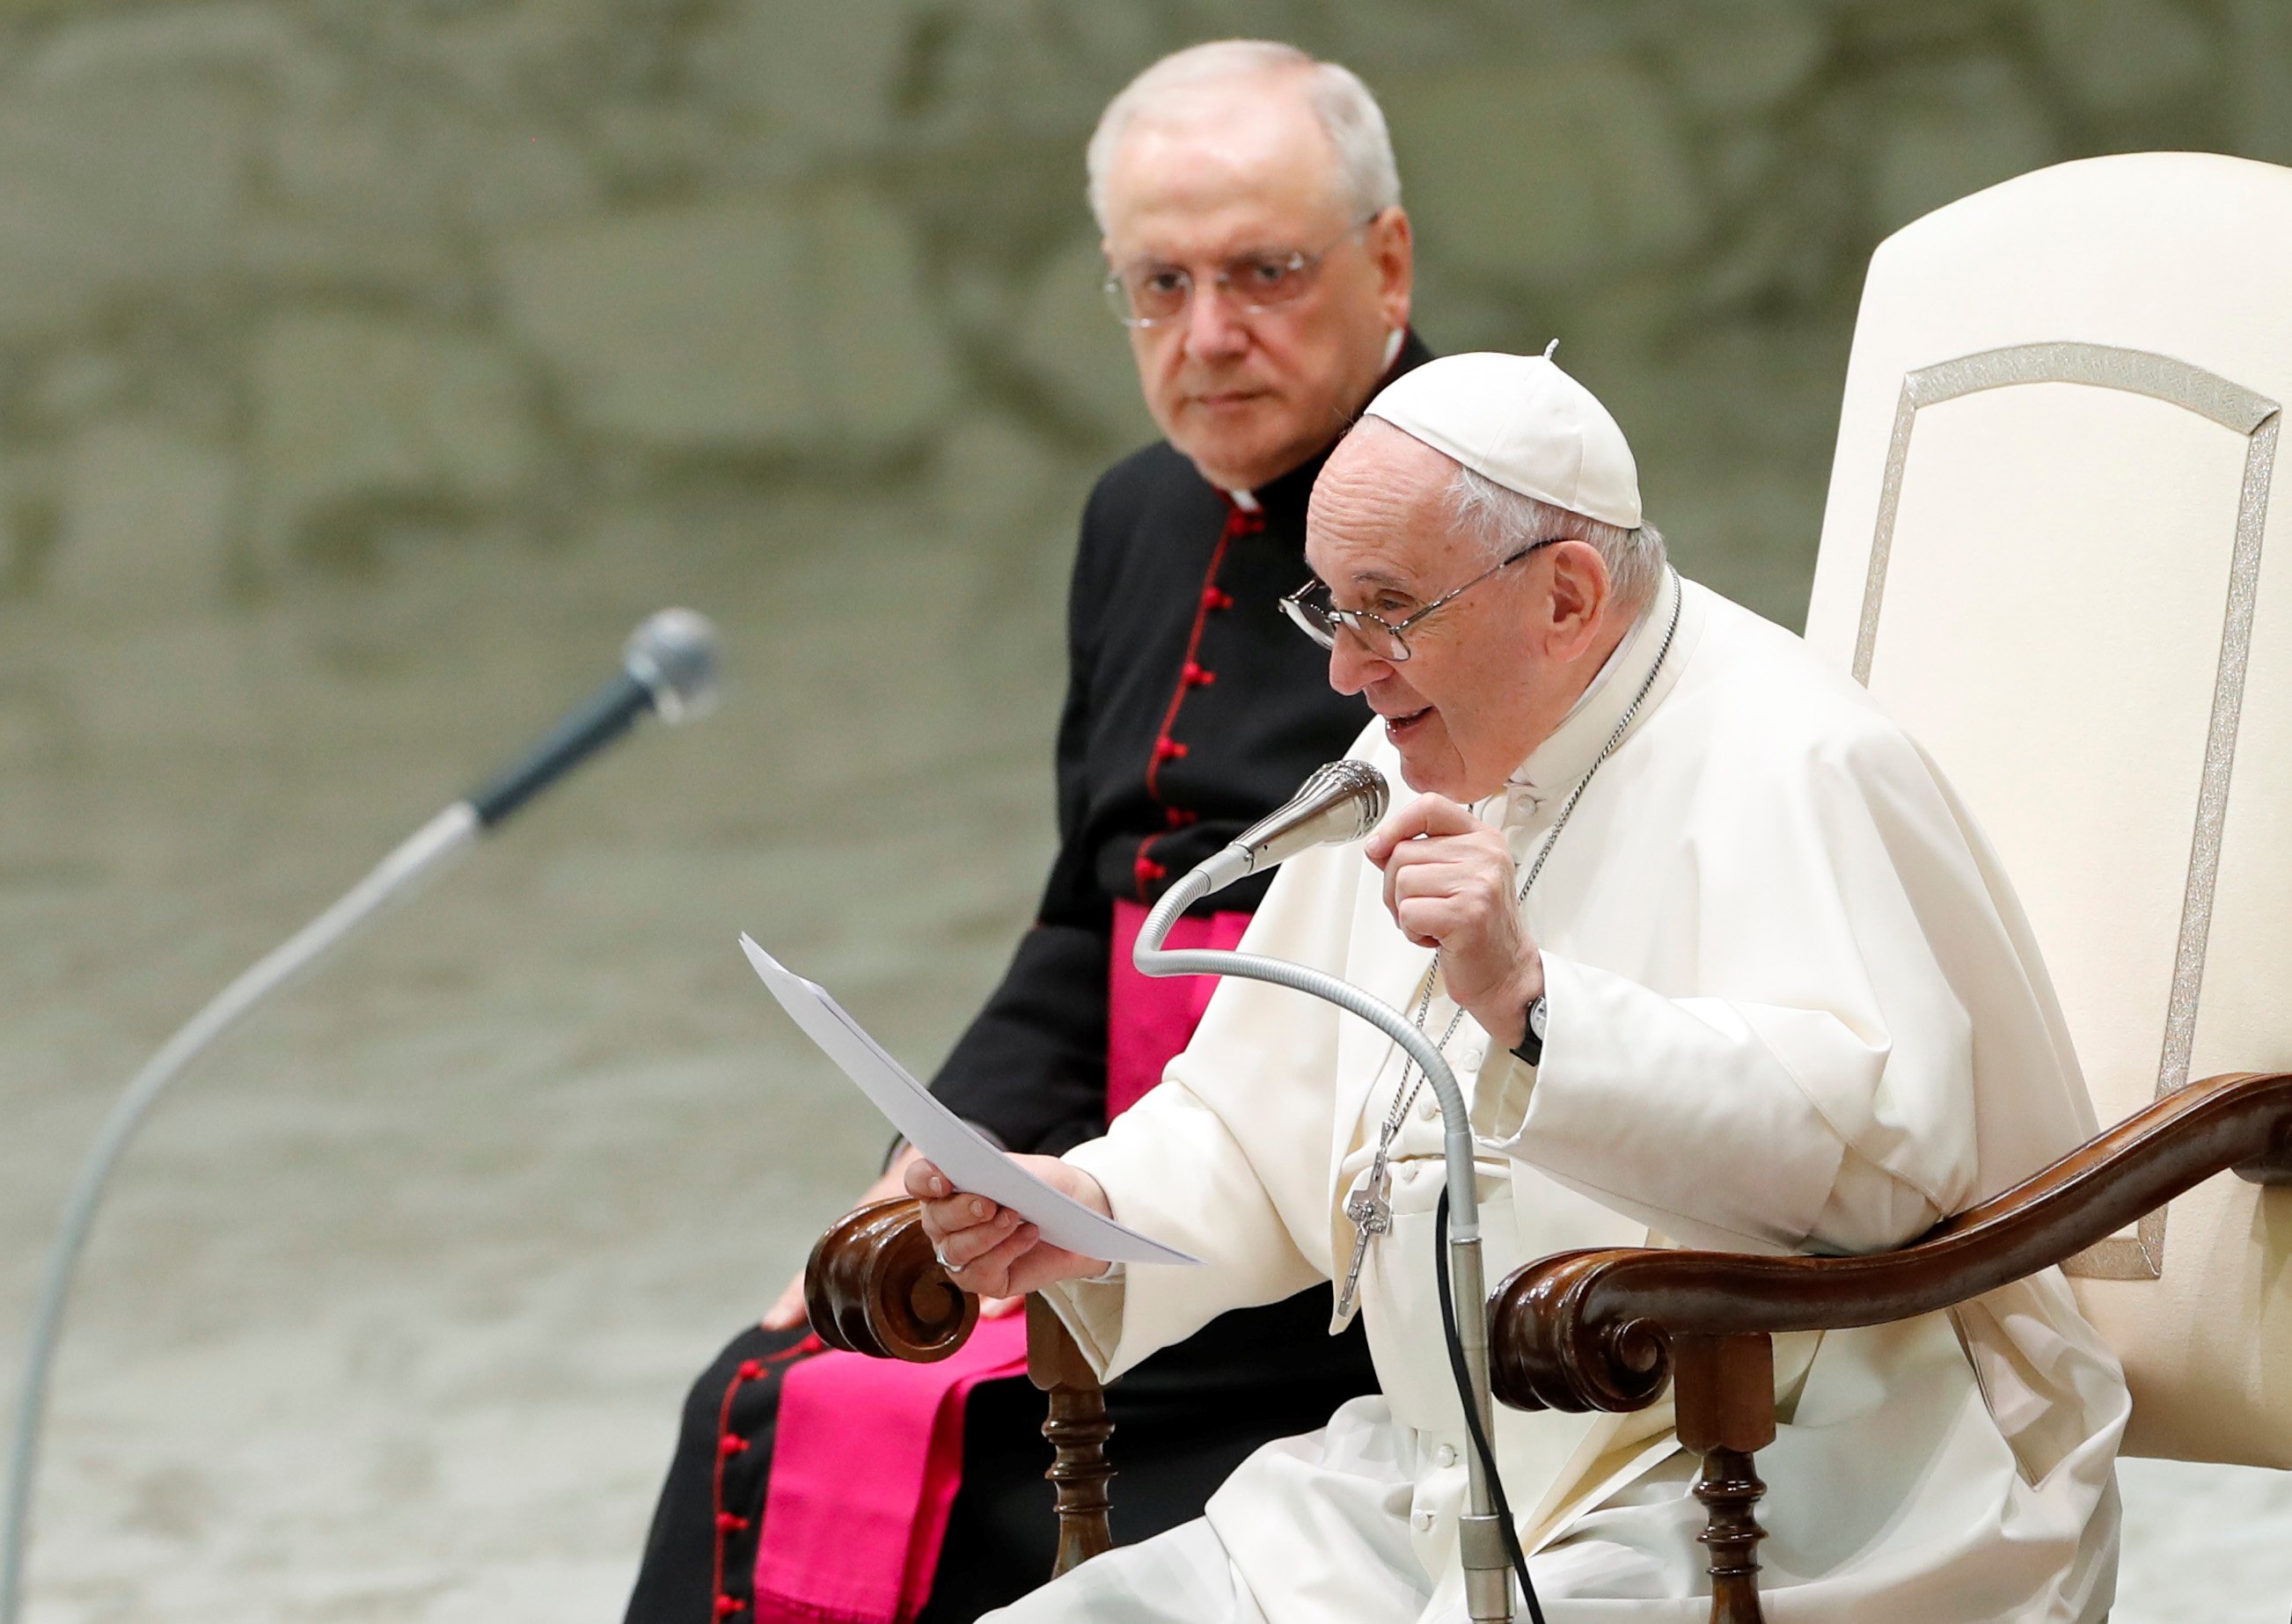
1104, 898, 1251, 1120
751, 896, 1249, 1621
751, 1312, 1028, 1622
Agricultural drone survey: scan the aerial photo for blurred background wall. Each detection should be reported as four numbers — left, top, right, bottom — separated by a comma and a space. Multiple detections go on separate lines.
3, 2, 2290, 1618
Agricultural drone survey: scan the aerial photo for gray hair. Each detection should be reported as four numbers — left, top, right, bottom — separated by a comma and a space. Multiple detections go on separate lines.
1446, 463, 1668, 611
1085, 40, 1402, 234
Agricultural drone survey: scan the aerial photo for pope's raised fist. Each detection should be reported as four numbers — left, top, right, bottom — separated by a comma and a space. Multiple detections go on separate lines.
1363, 793, 1544, 1050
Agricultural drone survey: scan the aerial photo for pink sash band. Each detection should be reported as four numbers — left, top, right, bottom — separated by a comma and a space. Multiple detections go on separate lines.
751, 1313, 1029, 1623
1104, 898, 1250, 1121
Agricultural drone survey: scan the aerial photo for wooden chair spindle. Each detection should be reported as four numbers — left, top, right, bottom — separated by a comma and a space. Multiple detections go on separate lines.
1026, 1295, 1115, 1576
1670, 1332, 1776, 1624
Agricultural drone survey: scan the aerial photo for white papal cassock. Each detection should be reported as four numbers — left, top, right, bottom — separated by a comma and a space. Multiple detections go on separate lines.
992, 569, 2129, 1623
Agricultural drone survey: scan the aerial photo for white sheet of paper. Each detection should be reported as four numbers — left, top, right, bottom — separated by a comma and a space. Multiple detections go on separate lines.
740, 934, 1199, 1267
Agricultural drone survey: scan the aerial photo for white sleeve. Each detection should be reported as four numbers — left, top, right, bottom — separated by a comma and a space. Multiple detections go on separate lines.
1475, 736, 1998, 1257
1476, 964, 1948, 1255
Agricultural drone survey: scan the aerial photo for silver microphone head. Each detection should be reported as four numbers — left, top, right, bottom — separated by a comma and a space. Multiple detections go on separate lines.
1229, 758, 1389, 872
623, 608, 721, 725
1286, 759, 1389, 841
1186, 759, 1388, 896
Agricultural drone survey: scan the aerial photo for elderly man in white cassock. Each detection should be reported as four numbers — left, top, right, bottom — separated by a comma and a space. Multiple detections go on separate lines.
912, 350, 2130, 1620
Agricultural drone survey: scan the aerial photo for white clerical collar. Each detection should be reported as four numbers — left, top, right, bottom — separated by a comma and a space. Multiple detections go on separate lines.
1227, 487, 1262, 513
1501, 567, 1684, 814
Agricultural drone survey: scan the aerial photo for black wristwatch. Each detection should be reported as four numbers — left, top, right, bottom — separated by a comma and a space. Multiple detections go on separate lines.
1511, 994, 1548, 1068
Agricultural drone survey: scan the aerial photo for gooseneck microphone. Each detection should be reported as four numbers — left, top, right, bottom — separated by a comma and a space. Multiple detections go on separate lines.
1, 609, 721, 1624
1190, 757, 1389, 896
1136, 758, 1536, 1624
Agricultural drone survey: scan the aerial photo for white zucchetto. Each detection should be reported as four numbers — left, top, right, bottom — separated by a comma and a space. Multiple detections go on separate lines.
1362, 347, 1644, 530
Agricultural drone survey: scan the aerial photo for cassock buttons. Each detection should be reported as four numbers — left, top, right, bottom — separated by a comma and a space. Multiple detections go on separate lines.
1412, 1509, 1435, 1532
1153, 738, 1190, 761
1433, 1443, 1458, 1468
1202, 586, 1234, 611
1133, 854, 1167, 884
1181, 662, 1217, 687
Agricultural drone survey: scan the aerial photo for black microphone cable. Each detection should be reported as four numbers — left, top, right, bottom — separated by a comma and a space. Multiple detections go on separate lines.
1437, 1187, 1547, 1624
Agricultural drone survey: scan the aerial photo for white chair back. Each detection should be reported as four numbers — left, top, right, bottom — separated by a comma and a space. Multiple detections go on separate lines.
1801, 152, 2292, 1467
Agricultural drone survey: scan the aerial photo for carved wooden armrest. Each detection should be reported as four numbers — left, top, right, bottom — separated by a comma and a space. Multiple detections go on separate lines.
801, 1196, 1117, 1574
1490, 1069, 2292, 1417
805, 1197, 980, 1362
1485, 1069, 2292, 1624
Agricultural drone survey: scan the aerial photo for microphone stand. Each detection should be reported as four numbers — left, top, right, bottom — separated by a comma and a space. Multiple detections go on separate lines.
0, 806, 480, 1624
3, 608, 719, 1624
1134, 867, 1515, 1624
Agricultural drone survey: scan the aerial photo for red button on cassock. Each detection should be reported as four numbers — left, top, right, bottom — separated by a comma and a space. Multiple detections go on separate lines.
718, 1435, 749, 1457
1202, 587, 1234, 611
1134, 855, 1167, 882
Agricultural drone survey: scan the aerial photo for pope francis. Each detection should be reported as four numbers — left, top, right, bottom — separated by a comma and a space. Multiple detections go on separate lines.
911, 350, 2129, 1620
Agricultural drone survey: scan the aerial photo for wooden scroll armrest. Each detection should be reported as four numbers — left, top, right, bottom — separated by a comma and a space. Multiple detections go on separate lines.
1489, 1068, 2292, 1418
802, 1197, 1117, 1574
1485, 1069, 2292, 1624
805, 1196, 980, 1362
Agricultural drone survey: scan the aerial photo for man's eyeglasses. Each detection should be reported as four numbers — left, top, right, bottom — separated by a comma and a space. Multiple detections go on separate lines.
1102, 213, 1381, 330
1279, 539, 1560, 663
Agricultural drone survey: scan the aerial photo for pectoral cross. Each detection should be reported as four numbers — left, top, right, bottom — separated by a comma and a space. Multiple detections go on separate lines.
1334, 1147, 1392, 1321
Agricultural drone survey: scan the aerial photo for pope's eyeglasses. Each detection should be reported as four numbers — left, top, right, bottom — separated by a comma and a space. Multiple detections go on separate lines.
1102, 213, 1381, 330
1280, 538, 1561, 662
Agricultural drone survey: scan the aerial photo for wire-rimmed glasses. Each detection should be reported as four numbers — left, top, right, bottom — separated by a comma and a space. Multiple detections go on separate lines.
1279, 539, 1560, 662
1102, 213, 1381, 329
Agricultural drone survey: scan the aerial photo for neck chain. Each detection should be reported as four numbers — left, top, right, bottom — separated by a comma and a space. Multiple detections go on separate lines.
1379, 573, 1684, 1137
1334, 575, 1683, 1323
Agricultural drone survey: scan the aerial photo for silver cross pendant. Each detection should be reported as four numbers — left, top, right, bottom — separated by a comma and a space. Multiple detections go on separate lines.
1333, 1147, 1392, 1322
